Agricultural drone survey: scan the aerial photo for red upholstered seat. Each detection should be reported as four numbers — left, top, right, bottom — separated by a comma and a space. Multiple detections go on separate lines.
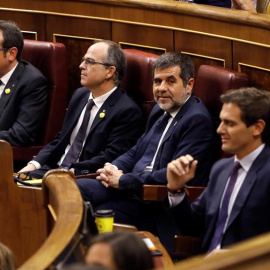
194, 65, 249, 121
12, 39, 68, 161
121, 49, 159, 127
193, 65, 249, 160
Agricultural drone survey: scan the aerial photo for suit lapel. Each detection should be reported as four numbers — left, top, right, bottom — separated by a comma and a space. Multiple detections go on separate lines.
88, 87, 123, 134
62, 93, 89, 141
0, 63, 24, 116
226, 148, 266, 230
209, 165, 232, 216
161, 96, 196, 143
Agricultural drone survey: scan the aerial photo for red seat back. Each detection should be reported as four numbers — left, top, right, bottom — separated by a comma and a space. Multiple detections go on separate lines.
13, 39, 68, 161
121, 49, 159, 126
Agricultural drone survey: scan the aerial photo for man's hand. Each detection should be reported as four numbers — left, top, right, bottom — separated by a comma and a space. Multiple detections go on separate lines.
167, 154, 198, 190
18, 163, 36, 173
97, 163, 117, 181
96, 163, 123, 189
231, 0, 257, 12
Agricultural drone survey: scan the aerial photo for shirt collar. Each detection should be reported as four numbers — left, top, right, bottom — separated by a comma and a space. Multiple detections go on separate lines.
0, 63, 18, 86
89, 86, 117, 109
235, 144, 265, 172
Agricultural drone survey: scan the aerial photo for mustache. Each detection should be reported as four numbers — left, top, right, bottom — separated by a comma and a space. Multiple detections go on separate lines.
155, 93, 173, 98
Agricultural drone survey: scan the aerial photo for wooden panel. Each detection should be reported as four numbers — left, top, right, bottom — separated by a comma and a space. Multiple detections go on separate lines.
22, 31, 37, 40
112, 23, 173, 53
239, 64, 270, 91
46, 15, 111, 100
0, 10, 46, 40
54, 35, 96, 101
175, 32, 231, 71
0, 141, 47, 267
46, 16, 111, 42
233, 42, 270, 90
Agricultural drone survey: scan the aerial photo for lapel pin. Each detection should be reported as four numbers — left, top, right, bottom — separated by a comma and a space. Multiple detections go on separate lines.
99, 110, 106, 119
5, 88, 11, 95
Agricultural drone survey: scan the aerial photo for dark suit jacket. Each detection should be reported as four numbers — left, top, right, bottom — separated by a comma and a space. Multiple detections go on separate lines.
171, 145, 270, 252
113, 95, 215, 187
0, 61, 48, 146
34, 86, 142, 175
194, 0, 231, 8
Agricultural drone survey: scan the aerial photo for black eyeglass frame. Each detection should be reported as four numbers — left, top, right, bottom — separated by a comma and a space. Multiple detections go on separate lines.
0, 48, 7, 51
81, 57, 113, 67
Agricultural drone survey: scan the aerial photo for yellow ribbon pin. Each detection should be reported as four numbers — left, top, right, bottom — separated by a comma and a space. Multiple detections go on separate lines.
99, 110, 106, 119
5, 88, 11, 94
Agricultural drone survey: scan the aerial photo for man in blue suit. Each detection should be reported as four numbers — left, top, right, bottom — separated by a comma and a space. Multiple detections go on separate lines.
77, 52, 215, 250
167, 87, 270, 254
194, 0, 231, 8
19, 40, 142, 177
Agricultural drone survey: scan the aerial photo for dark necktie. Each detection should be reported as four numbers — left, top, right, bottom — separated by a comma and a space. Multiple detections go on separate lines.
132, 112, 171, 172
0, 80, 3, 86
60, 99, 95, 168
208, 161, 242, 252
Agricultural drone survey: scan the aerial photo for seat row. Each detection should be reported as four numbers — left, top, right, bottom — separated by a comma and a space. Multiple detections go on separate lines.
13, 39, 249, 168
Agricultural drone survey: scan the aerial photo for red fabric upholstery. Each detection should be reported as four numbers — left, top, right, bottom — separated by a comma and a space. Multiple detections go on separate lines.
194, 65, 249, 120
121, 49, 159, 126
194, 65, 249, 160
12, 39, 68, 161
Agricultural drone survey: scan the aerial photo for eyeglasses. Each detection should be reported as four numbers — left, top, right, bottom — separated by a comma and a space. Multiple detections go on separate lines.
0, 48, 7, 51
81, 57, 113, 67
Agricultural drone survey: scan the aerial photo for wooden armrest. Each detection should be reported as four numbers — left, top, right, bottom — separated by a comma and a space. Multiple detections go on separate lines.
75, 172, 99, 179
143, 185, 205, 202
113, 223, 138, 232
143, 185, 167, 201
173, 235, 202, 260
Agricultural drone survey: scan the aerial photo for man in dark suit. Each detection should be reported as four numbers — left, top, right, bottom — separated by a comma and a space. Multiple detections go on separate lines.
76, 52, 214, 250
19, 40, 142, 177
194, 0, 231, 8
0, 20, 47, 146
167, 87, 270, 255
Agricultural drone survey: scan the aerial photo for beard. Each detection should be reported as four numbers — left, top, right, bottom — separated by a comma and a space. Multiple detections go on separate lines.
155, 90, 189, 113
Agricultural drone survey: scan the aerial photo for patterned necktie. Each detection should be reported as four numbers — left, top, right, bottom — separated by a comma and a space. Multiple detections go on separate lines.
208, 161, 242, 252
132, 112, 171, 172
60, 99, 95, 168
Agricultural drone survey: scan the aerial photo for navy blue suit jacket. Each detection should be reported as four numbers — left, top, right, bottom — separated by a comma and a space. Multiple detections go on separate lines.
34, 86, 142, 175
113, 95, 215, 188
194, 0, 231, 8
0, 61, 48, 146
171, 145, 270, 252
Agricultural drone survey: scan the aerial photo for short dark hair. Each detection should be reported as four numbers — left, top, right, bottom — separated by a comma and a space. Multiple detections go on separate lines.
221, 87, 270, 145
94, 40, 127, 85
152, 52, 194, 87
88, 231, 154, 270
0, 20, 23, 61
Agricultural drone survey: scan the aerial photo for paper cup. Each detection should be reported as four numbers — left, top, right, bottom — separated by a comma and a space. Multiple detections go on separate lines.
95, 209, 114, 234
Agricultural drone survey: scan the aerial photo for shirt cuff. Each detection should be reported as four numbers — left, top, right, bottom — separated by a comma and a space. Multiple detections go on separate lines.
28, 160, 41, 170
168, 193, 186, 207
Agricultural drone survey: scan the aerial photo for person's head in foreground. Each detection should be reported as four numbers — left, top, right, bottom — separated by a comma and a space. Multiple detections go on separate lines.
85, 231, 154, 270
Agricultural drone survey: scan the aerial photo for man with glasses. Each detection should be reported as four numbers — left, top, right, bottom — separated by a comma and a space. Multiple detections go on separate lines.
19, 40, 142, 178
0, 20, 47, 147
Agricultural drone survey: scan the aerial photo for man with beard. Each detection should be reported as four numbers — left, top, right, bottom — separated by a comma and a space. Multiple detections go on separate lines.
76, 52, 214, 252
